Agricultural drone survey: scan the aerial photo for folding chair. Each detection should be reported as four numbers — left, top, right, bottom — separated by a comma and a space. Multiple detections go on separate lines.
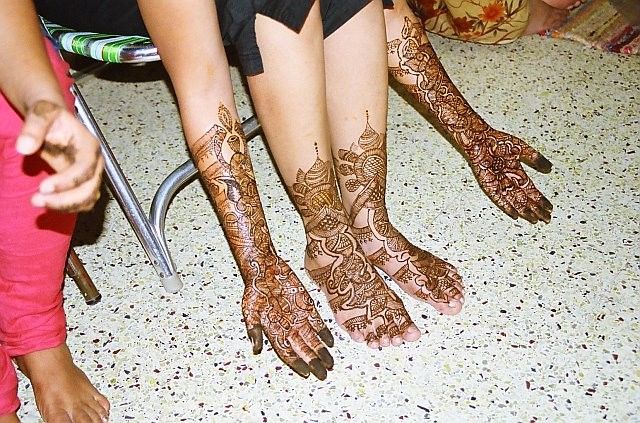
41, 20, 261, 296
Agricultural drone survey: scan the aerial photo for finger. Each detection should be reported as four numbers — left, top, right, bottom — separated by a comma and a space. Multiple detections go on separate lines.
518, 208, 539, 224
39, 154, 102, 194
540, 194, 553, 212
290, 333, 326, 381
246, 326, 264, 355
520, 147, 553, 174
32, 172, 102, 212
530, 203, 552, 224
316, 347, 334, 370
289, 358, 311, 379
318, 327, 334, 348
15, 103, 60, 155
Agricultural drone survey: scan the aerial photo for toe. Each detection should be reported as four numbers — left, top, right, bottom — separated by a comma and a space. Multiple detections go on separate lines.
402, 323, 421, 342
379, 335, 391, 348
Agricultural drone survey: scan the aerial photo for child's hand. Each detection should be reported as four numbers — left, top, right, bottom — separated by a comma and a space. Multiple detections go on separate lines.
16, 100, 103, 212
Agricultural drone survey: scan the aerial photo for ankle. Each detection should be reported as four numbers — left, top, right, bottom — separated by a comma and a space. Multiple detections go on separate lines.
15, 343, 73, 382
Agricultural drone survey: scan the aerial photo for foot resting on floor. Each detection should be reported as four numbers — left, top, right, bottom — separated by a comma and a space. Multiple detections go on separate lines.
16, 343, 110, 423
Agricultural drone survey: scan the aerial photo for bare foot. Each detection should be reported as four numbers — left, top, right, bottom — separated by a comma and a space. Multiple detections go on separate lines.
15, 344, 109, 423
525, 0, 570, 35
335, 118, 464, 315
352, 213, 465, 315
291, 156, 421, 349
0, 413, 19, 423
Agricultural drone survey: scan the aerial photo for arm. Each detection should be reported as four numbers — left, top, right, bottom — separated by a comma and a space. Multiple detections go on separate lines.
136, 0, 334, 379
385, 1, 553, 224
0, 0, 103, 212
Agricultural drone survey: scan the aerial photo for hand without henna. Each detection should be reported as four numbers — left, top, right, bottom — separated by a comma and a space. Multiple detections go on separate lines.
241, 256, 334, 380
468, 130, 553, 224
16, 100, 103, 212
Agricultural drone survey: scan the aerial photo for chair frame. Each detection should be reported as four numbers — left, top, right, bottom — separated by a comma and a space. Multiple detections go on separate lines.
44, 20, 261, 293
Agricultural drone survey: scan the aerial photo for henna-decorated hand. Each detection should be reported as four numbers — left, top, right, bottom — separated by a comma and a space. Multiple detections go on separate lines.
466, 129, 553, 224
241, 255, 334, 380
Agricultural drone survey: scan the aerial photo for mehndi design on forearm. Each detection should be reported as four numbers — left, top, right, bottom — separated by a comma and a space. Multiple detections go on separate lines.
289, 152, 414, 343
387, 16, 553, 223
191, 105, 333, 379
336, 115, 463, 311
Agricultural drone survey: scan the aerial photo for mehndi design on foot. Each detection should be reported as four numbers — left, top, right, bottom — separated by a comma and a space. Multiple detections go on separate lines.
191, 105, 333, 379
289, 152, 420, 348
336, 115, 464, 314
388, 15, 553, 224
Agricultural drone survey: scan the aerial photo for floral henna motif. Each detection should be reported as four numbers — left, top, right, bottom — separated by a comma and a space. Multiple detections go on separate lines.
387, 17, 553, 224
191, 105, 333, 379
336, 116, 463, 310
289, 154, 415, 345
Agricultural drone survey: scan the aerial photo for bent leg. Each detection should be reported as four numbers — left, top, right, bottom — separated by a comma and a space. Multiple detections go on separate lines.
324, 1, 464, 319
0, 41, 109, 422
248, 1, 419, 349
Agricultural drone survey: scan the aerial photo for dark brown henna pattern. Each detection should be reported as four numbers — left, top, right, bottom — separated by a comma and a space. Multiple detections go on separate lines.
288, 153, 417, 346
191, 105, 333, 379
387, 17, 553, 224
336, 115, 463, 313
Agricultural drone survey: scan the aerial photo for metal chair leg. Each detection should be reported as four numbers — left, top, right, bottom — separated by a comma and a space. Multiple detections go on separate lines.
66, 249, 101, 305
72, 84, 183, 293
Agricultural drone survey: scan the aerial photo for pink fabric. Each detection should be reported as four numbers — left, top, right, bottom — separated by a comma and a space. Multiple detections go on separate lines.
0, 38, 76, 416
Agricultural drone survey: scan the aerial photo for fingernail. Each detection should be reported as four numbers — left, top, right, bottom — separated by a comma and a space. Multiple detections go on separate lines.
16, 136, 35, 155
317, 348, 334, 370
290, 359, 310, 379
319, 328, 334, 348
308, 358, 327, 381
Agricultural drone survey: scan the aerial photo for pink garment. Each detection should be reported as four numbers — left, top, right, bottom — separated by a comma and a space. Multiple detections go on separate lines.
0, 38, 76, 416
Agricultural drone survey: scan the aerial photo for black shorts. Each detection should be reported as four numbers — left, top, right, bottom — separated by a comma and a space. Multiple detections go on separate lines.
35, 0, 394, 75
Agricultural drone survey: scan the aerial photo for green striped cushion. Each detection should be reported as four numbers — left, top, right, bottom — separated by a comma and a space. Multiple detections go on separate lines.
41, 19, 159, 64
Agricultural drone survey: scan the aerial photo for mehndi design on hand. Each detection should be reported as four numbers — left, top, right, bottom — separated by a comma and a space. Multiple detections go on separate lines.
191, 105, 333, 379
336, 115, 464, 314
387, 16, 553, 224
289, 152, 420, 348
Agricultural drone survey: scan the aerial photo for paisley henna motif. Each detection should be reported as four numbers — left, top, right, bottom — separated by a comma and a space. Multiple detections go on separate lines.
289, 154, 415, 344
191, 105, 333, 379
336, 115, 463, 308
387, 17, 553, 224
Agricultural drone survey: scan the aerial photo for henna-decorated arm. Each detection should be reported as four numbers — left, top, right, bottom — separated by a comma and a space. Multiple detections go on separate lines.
385, 2, 553, 224
136, 0, 334, 379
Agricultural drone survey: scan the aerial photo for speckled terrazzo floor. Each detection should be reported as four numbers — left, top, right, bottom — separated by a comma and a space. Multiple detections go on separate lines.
17, 35, 639, 422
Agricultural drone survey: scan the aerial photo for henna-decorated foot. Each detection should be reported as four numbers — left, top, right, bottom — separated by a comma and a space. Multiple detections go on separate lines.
335, 117, 464, 314
290, 156, 421, 349
242, 254, 335, 380
353, 218, 464, 315
15, 344, 110, 423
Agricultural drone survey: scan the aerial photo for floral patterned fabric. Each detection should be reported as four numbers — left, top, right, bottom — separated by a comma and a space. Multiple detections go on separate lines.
409, 0, 530, 44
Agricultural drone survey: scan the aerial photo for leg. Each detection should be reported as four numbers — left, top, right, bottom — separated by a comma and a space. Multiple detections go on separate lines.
324, 1, 464, 321
0, 42, 109, 423
386, 0, 554, 224
137, 1, 333, 379
248, 2, 420, 349
0, 346, 19, 423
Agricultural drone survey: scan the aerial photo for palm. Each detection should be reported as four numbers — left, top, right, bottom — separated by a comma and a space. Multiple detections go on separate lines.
467, 130, 553, 224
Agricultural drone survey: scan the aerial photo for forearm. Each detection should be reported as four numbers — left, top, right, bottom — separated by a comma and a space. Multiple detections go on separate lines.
0, 0, 66, 114
385, 3, 489, 153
